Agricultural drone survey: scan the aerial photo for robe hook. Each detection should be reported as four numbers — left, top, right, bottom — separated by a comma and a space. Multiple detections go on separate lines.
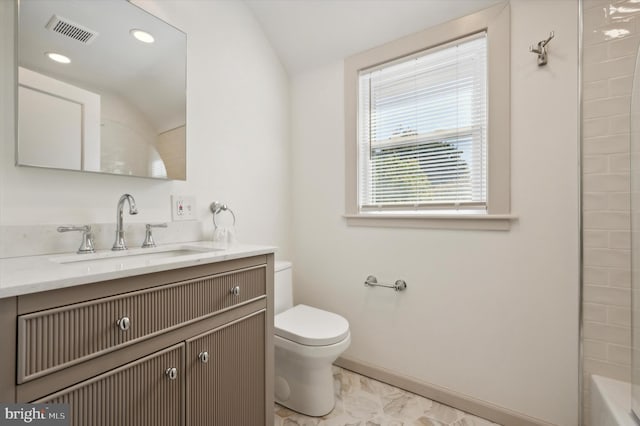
529, 31, 554, 66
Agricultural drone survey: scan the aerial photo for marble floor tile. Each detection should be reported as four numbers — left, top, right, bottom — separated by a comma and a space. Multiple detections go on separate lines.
274, 366, 501, 426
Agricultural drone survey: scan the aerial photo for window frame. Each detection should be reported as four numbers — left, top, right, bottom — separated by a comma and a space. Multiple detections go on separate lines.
344, 2, 513, 231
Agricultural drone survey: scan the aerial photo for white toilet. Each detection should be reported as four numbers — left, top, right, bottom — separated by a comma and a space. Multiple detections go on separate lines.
274, 261, 351, 417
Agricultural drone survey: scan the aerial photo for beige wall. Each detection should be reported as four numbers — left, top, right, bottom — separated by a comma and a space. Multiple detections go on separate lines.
290, 1, 579, 424
0, 0, 291, 258
157, 126, 186, 180
581, 0, 639, 423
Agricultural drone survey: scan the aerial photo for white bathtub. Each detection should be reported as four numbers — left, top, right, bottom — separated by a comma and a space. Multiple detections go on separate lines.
591, 375, 637, 426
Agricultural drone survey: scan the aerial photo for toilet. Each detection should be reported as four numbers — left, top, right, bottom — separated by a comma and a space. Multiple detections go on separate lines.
274, 261, 351, 417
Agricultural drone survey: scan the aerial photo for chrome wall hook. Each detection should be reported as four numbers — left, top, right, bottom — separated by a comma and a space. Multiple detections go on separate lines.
529, 31, 554, 66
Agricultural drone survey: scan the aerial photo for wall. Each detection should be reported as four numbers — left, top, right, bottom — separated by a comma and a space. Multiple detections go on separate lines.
99, 88, 160, 177
0, 0, 291, 258
157, 126, 186, 180
290, 1, 579, 425
581, 0, 639, 423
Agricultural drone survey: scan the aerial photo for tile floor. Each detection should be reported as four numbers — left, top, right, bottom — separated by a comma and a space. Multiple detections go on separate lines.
274, 366, 500, 425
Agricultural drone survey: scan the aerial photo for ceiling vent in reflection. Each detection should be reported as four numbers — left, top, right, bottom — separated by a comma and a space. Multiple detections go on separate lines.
45, 15, 98, 45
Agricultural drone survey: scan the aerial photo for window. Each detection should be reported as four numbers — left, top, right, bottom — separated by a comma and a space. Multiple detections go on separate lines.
359, 33, 487, 212
344, 2, 512, 230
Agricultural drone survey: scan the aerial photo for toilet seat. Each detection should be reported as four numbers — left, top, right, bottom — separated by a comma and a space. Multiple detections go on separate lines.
275, 304, 349, 346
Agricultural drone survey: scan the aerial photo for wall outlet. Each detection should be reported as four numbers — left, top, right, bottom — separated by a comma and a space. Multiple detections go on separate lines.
171, 195, 196, 221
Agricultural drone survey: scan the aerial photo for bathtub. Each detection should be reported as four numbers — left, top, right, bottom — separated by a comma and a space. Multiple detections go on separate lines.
591, 375, 637, 426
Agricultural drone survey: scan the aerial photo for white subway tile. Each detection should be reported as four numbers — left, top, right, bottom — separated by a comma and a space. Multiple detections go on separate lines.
585, 248, 630, 268
583, 321, 631, 345
608, 268, 631, 288
584, 302, 608, 322
582, 0, 636, 387
585, 80, 609, 101
584, 155, 609, 174
608, 192, 630, 210
610, 114, 630, 134
584, 267, 610, 285
582, 173, 629, 192
584, 97, 631, 119
584, 339, 608, 360
608, 306, 631, 326
583, 4, 609, 30
585, 44, 609, 64
609, 75, 634, 97
607, 343, 631, 365
583, 358, 631, 382
609, 153, 631, 172
584, 118, 610, 138
583, 0, 609, 12
584, 23, 636, 48
585, 230, 609, 247
608, 36, 640, 59
583, 284, 631, 307
609, 230, 631, 248
583, 211, 630, 229
583, 134, 629, 154
584, 193, 609, 211
584, 56, 635, 82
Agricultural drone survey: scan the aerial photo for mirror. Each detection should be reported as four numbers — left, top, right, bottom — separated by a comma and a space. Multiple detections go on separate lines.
17, 0, 187, 180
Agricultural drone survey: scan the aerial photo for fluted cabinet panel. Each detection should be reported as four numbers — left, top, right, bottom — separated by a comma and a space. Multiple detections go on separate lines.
186, 311, 266, 426
36, 344, 184, 426
18, 266, 266, 382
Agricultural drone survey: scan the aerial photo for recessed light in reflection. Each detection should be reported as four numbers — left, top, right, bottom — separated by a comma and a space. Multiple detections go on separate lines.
609, 5, 640, 19
45, 52, 71, 64
603, 28, 631, 39
614, 6, 640, 13
130, 29, 154, 44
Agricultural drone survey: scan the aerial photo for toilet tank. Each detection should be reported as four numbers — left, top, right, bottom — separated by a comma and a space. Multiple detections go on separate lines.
274, 261, 293, 315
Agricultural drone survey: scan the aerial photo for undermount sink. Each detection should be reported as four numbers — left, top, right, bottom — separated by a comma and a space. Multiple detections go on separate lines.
50, 245, 222, 268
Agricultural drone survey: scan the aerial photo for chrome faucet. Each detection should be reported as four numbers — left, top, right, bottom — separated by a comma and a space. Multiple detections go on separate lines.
112, 194, 138, 251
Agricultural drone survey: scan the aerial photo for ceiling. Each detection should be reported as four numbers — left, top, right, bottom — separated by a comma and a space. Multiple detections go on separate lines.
244, 0, 503, 76
19, 0, 186, 132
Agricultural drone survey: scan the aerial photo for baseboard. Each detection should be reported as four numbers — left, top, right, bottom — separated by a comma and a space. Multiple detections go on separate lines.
335, 356, 555, 426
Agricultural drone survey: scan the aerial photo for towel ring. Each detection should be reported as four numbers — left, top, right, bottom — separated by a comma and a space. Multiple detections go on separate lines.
210, 201, 236, 228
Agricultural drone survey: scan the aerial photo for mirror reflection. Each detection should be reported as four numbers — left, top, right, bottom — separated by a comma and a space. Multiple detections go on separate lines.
17, 0, 187, 180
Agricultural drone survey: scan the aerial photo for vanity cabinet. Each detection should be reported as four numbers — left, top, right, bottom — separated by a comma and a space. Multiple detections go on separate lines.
186, 311, 265, 426
37, 344, 184, 426
1, 254, 274, 426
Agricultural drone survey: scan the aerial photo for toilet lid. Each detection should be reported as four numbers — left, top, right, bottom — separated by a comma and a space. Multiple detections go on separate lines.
275, 304, 350, 346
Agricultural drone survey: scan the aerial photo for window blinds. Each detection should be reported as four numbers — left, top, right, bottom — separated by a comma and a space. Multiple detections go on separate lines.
358, 32, 487, 211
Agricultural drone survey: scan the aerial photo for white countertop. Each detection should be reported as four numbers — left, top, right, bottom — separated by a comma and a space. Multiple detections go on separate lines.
0, 241, 276, 298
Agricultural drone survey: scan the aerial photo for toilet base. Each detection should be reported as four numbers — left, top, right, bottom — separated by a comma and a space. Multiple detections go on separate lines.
275, 363, 335, 417
274, 333, 351, 417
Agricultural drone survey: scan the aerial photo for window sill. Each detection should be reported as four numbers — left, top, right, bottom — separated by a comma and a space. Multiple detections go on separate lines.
343, 213, 517, 231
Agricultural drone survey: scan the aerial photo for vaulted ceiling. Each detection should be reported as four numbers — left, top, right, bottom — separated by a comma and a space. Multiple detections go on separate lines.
244, 0, 503, 76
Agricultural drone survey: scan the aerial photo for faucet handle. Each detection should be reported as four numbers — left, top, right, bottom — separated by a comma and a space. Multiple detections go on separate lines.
57, 225, 95, 254
142, 223, 168, 248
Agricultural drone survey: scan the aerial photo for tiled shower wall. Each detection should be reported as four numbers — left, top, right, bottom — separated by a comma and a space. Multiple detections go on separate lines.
582, 0, 639, 421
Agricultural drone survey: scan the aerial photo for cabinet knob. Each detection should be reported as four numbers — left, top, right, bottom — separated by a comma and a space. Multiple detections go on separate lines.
230, 286, 240, 296
198, 351, 209, 364
116, 316, 131, 331
165, 367, 178, 380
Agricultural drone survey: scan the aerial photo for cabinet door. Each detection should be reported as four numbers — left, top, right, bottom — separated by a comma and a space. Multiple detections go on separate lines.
186, 310, 265, 426
36, 344, 184, 426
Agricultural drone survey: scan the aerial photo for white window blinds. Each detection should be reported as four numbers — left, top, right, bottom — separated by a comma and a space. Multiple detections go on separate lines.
358, 32, 487, 212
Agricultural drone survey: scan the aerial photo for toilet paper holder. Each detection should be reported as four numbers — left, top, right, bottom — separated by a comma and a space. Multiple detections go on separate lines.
364, 275, 407, 292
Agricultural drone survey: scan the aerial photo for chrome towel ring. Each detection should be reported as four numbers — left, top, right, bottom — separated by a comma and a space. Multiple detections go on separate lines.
210, 201, 236, 228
